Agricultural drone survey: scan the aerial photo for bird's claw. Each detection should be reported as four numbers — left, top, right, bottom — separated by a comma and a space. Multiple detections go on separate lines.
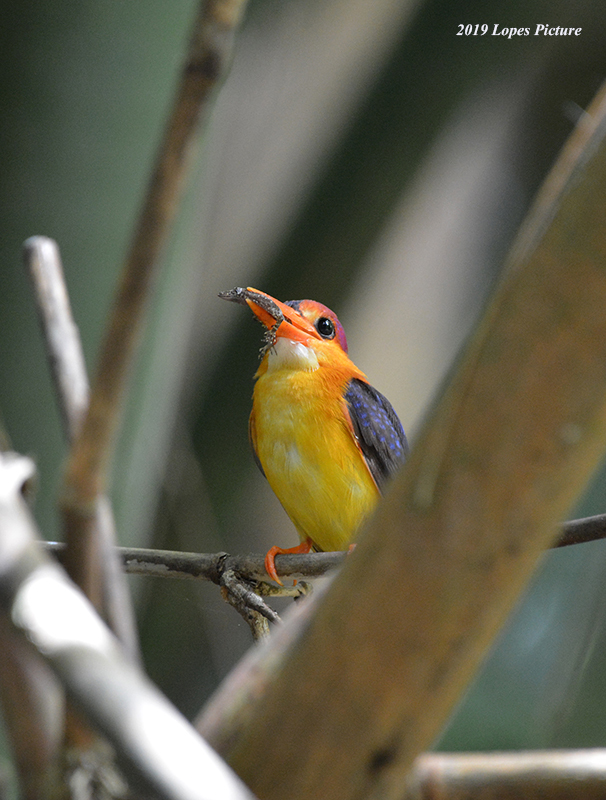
256, 580, 312, 600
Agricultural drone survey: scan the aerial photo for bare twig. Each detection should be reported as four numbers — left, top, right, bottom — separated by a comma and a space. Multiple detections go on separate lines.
0, 451, 254, 800
42, 505, 606, 648
47, 542, 321, 639
556, 513, 606, 547
45, 542, 344, 582
23, 236, 139, 663
44, 508, 606, 588
119, 546, 340, 582
221, 570, 281, 623
218, 570, 311, 640
23, 236, 89, 441
220, 570, 276, 641
405, 750, 606, 800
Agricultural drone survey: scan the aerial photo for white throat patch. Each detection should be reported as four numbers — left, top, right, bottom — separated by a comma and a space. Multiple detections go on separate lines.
266, 337, 319, 372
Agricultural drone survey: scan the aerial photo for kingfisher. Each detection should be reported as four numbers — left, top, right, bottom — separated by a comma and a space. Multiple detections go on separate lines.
219, 287, 408, 583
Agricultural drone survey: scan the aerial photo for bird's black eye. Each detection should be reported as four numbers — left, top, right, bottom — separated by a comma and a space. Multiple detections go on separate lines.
316, 316, 335, 339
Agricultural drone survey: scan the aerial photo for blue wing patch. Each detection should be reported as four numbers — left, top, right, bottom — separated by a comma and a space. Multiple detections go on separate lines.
344, 378, 408, 491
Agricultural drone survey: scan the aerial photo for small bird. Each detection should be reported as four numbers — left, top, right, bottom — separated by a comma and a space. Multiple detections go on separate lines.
219, 287, 408, 583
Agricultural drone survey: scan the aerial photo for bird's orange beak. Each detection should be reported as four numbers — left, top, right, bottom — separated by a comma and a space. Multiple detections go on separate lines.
219, 286, 319, 346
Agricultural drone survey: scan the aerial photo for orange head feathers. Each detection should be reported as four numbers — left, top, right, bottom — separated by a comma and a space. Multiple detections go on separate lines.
220, 286, 408, 583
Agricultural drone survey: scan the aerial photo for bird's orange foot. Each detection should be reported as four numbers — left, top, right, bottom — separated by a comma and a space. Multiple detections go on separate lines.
264, 538, 314, 585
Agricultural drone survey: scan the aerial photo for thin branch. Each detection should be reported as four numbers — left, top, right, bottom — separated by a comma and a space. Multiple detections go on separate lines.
0, 451, 254, 800
23, 236, 89, 441
220, 570, 276, 641
43, 508, 606, 650
23, 236, 139, 663
47, 542, 322, 639
556, 512, 606, 547
44, 510, 606, 588
219, 569, 312, 640
45, 542, 346, 583
121, 547, 343, 582
406, 750, 606, 800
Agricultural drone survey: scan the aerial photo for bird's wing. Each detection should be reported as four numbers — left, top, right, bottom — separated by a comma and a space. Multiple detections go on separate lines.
248, 412, 266, 478
343, 378, 408, 492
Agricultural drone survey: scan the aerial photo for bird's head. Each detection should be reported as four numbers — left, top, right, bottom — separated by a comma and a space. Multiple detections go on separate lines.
219, 287, 354, 374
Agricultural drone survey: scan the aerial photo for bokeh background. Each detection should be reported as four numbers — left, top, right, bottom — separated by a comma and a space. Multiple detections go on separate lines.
3, 0, 606, 785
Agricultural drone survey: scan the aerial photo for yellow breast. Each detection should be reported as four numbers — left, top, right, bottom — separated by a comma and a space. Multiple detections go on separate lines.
250, 338, 379, 551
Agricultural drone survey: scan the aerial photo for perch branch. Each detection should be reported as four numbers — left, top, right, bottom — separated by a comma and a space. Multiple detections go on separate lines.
61, 0, 248, 599
0, 451, 254, 800
44, 510, 606, 586
45, 503, 602, 646
23, 236, 139, 662
46, 542, 318, 639
45, 542, 345, 582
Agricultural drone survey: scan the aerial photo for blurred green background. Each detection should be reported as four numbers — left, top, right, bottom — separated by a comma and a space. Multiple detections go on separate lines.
2, 0, 606, 789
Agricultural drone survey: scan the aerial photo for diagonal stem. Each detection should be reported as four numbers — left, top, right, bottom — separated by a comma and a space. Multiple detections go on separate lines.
24, 236, 140, 661
60, 0, 248, 602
